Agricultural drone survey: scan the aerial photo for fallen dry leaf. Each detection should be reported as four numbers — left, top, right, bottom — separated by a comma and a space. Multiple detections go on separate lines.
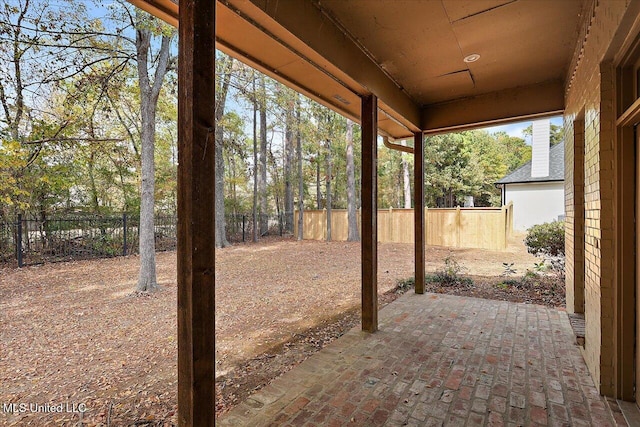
1, 235, 551, 423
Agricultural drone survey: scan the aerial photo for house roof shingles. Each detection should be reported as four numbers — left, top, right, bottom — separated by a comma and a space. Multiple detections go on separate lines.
496, 142, 564, 184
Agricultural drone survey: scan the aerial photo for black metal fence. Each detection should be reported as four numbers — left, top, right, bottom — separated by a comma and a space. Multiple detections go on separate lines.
0, 220, 15, 265
0, 212, 293, 267
226, 212, 295, 242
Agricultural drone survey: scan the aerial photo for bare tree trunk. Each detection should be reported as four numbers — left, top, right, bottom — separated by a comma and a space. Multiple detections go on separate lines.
252, 74, 258, 243
402, 153, 411, 209
214, 136, 228, 247
116, 160, 131, 213
87, 152, 101, 214
296, 96, 304, 240
326, 138, 332, 242
268, 141, 283, 226
2, 0, 27, 142
227, 155, 235, 213
283, 95, 294, 233
230, 156, 238, 233
138, 99, 158, 292
214, 55, 233, 248
135, 22, 174, 292
316, 160, 321, 209
258, 76, 268, 235
346, 119, 359, 241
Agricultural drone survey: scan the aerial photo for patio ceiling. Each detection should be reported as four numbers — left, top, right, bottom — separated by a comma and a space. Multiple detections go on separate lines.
129, 0, 588, 138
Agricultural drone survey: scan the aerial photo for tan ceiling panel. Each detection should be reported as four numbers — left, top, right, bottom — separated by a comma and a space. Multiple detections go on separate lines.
441, 0, 515, 23
450, 0, 583, 95
416, 70, 475, 104
138, 0, 588, 136
236, 0, 422, 132
318, 1, 463, 82
316, 0, 585, 106
217, 2, 415, 137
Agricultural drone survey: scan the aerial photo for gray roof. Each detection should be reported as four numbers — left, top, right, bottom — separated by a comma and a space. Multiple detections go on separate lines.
496, 142, 564, 184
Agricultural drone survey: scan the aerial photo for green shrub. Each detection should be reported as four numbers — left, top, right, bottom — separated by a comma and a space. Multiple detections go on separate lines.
524, 220, 565, 257
524, 269, 539, 280
497, 279, 520, 288
427, 256, 473, 287
533, 261, 547, 273
395, 277, 415, 292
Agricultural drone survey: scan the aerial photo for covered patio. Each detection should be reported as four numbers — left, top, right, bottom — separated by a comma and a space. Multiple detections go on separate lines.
218, 292, 617, 426
127, 0, 640, 425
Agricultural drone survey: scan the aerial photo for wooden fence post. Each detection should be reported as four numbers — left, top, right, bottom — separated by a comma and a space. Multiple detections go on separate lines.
322, 208, 327, 240
291, 206, 513, 250
293, 210, 297, 238
424, 206, 429, 246
388, 207, 393, 242
500, 205, 505, 246
424, 206, 428, 246
456, 206, 461, 248
508, 202, 514, 238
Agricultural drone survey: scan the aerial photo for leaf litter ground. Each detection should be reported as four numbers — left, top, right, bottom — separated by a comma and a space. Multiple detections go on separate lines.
1, 235, 557, 425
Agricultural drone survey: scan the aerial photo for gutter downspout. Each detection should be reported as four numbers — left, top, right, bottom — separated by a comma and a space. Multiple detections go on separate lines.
383, 136, 414, 154
494, 183, 505, 206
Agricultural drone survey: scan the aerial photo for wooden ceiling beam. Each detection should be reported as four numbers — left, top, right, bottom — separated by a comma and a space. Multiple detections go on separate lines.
232, 0, 422, 131
128, 0, 566, 137
421, 80, 564, 134
127, 0, 178, 27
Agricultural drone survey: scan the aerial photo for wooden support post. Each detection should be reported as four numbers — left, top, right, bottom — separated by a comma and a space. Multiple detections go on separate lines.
615, 125, 635, 400
361, 94, 378, 332
414, 132, 425, 294
177, 1, 216, 425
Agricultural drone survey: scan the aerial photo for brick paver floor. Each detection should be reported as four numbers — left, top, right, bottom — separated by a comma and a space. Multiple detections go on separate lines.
217, 292, 616, 426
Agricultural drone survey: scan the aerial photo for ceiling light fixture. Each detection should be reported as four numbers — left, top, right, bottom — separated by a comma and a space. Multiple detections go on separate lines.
463, 54, 481, 63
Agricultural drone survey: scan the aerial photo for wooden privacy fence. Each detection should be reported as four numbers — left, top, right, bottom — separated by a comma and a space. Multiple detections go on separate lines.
294, 203, 513, 251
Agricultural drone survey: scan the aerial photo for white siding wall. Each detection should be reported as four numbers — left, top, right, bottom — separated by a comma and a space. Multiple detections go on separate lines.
531, 119, 550, 177
504, 182, 565, 231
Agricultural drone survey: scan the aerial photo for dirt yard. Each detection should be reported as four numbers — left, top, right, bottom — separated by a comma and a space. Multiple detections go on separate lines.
0, 236, 543, 425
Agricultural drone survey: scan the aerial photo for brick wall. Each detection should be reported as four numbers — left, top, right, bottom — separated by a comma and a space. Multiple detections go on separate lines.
563, 0, 629, 396
565, 116, 584, 314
